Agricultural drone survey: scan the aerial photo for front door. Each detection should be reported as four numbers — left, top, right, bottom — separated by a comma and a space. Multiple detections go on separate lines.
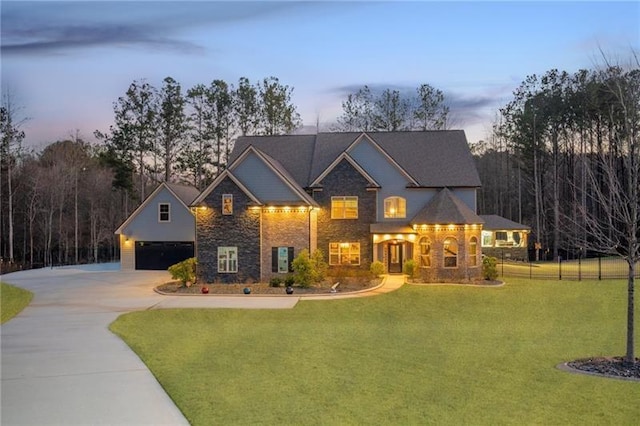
388, 243, 403, 274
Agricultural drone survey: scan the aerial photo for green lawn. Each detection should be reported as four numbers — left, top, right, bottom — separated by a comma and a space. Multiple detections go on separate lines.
1, 282, 33, 324
110, 278, 639, 425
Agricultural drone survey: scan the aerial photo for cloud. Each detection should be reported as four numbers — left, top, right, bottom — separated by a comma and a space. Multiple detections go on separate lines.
1, 1, 299, 56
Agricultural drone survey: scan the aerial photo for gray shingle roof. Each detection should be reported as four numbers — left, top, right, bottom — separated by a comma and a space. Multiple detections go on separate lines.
410, 188, 484, 225
166, 182, 200, 205
230, 131, 481, 188
479, 215, 531, 230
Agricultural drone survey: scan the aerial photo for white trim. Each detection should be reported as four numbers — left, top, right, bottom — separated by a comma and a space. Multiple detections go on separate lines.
192, 169, 262, 206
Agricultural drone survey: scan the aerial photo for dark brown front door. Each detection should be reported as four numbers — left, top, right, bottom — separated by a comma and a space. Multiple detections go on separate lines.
388, 243, 403, 273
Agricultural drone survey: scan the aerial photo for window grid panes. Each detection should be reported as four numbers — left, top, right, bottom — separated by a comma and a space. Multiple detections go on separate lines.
444, 237, 458, 268
331, 196, 358, 219
218, 247, 238, 273
419, 237, 431, 267
329, 242, 360, 265
469, 237, 478, 267
384, 197, 406, 218
159, 203, 170, 222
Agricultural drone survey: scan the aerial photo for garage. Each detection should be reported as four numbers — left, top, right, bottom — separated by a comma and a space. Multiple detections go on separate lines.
135, 241, 194, 270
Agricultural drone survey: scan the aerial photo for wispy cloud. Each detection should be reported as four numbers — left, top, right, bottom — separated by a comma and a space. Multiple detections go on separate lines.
1, 1, 300, 56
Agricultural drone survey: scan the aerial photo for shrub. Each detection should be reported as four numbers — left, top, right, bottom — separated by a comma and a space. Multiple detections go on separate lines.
370, 261, 385, 277
403, 259, 417, 278
168, 257, 197, 286
483, 256, 498, 280
292, 249, 313, 288
284, 275, 295, 287
310, 249, 328, 283
269, 277, 282, 288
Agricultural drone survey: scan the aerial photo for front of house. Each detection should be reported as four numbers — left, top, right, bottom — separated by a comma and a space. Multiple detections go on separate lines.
191, 131, 485, 283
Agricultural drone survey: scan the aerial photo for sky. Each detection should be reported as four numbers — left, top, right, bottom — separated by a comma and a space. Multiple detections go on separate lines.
2, 0, 639, 150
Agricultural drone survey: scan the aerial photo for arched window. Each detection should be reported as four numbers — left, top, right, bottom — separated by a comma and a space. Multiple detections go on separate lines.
384, 197, 406, 218
443, 237, 458, 268
419, 237, 431, 267
469, 237, 478, 267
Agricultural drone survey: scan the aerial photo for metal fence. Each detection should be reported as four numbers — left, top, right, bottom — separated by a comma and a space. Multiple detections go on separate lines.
497, 255, 639, 280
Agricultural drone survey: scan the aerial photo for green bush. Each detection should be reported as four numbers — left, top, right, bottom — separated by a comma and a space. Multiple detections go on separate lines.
403, 259, 417, 278
269, 277, 282, 288
292, 249, 313, 288
168, 257, 197, 286
310, 249, 328, 283
483, 256, 498, 280
370, 261, 385, 277
284, 275, 295, 287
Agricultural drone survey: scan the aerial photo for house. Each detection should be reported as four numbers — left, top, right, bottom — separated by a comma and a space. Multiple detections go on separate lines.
191, 131, 486, 283
115, 182, 199, 270
479, 215, 531, 261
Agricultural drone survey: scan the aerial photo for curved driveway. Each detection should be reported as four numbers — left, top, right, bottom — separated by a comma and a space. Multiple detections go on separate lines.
1, 264, 403, 425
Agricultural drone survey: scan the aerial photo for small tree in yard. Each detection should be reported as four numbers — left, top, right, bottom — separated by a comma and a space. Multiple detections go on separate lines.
168, 257, 197, 287
482, 256, 499, 281
292, 249, 327, 288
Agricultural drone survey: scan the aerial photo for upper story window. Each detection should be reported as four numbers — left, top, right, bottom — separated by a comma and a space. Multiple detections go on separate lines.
331, 196, 358, 219
158, 203, 170, 222
384, 197, 406, 218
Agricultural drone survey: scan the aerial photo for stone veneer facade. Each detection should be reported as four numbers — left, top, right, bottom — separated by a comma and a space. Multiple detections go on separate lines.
312, 159, 377, 271
196, 177, 260, 283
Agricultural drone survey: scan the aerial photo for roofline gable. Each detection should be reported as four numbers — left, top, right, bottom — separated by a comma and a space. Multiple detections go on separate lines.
345, 132, 419, 186
229, 145, 317, 206
115, 182, 192, 235
191, 169, 262, 207
310, 151, 381, 188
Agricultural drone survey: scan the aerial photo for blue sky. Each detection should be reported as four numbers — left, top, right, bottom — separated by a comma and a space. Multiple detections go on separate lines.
2, 1, 639, 149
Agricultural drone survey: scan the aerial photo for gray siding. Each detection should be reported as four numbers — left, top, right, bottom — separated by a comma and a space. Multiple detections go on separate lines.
120, 187, 195, 241
232, 152, 301, 203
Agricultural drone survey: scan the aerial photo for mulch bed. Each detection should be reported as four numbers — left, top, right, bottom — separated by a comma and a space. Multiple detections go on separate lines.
566, 357, 640, 380
157, 278, 381, 296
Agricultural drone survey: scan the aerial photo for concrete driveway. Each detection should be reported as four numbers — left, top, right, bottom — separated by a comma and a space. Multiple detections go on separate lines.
1, 264, 298, 425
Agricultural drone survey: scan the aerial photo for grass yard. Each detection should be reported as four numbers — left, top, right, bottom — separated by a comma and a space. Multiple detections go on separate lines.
1, 282, 33, 324
110, 278, 639, 425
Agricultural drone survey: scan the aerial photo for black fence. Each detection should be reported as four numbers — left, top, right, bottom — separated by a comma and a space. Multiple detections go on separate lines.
497, 255, 639, 281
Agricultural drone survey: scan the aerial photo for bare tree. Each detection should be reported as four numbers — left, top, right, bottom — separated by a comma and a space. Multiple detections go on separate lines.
573, 56, 639, 364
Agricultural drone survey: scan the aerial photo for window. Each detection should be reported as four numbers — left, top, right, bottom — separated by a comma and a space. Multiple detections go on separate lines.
469, 237, 478, 267
331, 196, 358, 219
443, 237, 458, 268
384, 197, 406, 218
272, 247, 294, 273
419, 237, 431, 267
329, 242, 360, 265
158, 203, 170, 222
218, 247, 238, 273
222, 194, 233, 215
481, 231, 493, 247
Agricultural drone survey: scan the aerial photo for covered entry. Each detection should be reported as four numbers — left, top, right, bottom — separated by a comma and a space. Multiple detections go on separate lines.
371, 223, 416, 274
135, 241, 194, 270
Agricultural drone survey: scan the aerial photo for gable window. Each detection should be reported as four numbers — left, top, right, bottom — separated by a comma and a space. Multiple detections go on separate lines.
419, 237, 431, 267
469, 237, 478, 267
329, 242, 360, 265
331, 196, 358, 219
158, 203, 170, 222
443, 237, 458, 268
272, 247, 294, 273
222, 194, 233, 215
384, 197, 406, 218
218, 247, 238, 273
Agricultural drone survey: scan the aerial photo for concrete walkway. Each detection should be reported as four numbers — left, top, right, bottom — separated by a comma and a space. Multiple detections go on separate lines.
1, 265, 403, 425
